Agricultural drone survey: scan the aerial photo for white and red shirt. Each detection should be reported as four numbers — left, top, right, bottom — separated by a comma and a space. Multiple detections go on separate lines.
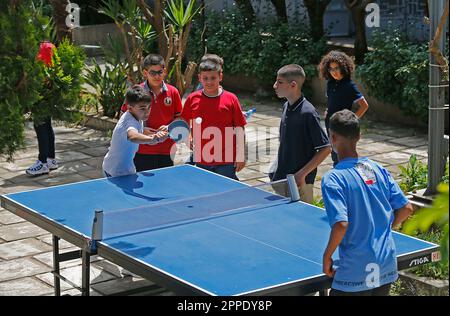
181, 90, 247, 165
121, 81, 182, 155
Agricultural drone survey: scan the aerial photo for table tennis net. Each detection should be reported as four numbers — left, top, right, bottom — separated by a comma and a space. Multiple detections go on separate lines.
95, 180, 292, 241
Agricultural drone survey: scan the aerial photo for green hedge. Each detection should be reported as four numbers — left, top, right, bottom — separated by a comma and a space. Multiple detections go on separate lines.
188, 10, 327, 99
357, 30, 431, 123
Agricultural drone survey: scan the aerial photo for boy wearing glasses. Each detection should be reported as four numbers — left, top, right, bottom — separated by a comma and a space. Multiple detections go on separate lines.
121, 54, 183, 171
318, 51, 369, 166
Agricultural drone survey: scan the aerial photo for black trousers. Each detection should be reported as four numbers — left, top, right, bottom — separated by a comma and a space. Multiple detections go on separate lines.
34, 117, 55, 163
133, 153, 173, 172
329, 283, 392, 296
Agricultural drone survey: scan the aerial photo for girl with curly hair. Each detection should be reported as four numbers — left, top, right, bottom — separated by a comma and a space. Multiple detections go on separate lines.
318, 50, 369, 166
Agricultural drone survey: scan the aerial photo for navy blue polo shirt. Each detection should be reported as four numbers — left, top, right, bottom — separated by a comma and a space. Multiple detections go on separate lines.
272, 96, 330, 184
326, 78, 363, 127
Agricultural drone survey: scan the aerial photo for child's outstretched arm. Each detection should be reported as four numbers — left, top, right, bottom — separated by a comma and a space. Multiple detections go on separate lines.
128, 129, 167, 144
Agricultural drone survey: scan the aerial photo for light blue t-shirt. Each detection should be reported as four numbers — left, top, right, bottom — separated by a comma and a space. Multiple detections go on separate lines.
103, 111, 143, 177
321, 157, 409, 292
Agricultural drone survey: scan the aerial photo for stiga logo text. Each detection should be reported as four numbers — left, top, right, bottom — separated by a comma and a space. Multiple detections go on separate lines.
409, 256, 430, 267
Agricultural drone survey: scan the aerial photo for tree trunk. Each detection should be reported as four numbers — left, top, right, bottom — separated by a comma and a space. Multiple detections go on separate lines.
49, 0, 72, 44
345, 0, 373, 64
270, 0, 288, 23
235, 0, 255, 27
137, 0, 168, 57
303, 0, 332, 41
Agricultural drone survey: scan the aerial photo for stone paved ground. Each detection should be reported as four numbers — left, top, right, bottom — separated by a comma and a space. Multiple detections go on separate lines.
0, 99, 428, 296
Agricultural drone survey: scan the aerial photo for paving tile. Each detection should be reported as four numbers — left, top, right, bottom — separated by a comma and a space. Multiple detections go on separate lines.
78, 146, 109, 157
402, 146, 428, 158
388, 136, 428, 147
370, 128, 418, 138
0, 222, 49, 242
91, 276, 157, 296
256, 118, 281, 128
56, 288, 102, 296
82, 157, 104, 169
0, 158, 41, 173
49, 160, 96, 175
56, 151, 91, 164
33, 249, 101, 269
0, 211, 26, 225
57, 265, 116, 287
35, 272, 72, 292
0, 277, 54, 296
358, 142, 408, 154
371, 152, 413, 165
78, 169, 105, 180
359, 133, 395, 144
37, 235, 75, 249
0, 238, 52, 260
0, 258, 51, 281
237, 168, 266, 181
0, 183, 45, 195
34, 173, 91, 187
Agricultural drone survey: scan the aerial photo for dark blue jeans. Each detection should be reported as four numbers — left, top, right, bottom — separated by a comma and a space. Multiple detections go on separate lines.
196, 163, 239, 181
34, 117, 55, 163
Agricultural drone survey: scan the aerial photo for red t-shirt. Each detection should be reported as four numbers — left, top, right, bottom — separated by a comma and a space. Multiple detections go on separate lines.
181, 90, 247, 165
121, 82, 182, 155
37, 41, 55, 67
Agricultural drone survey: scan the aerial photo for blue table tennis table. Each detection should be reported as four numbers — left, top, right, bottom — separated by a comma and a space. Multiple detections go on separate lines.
0, 165, 441, 296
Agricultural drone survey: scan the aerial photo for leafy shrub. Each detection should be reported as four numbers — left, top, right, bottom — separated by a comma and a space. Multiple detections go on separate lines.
399, 155, 449, 193
84, 51, 128, 118
0, 2, 47, 160
31, 39, 86, 125
399, 155, 429, 193
357, 29, 429, 122
189, 10, 327, 98
403, 183, 449, 279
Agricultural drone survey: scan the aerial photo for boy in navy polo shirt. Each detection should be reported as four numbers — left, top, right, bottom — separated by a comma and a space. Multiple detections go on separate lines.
181, 54, 247, 180
121, 54, 183, 172
321, 110, 414, 296
318, 51, 369, 166
270, 64, 331, 204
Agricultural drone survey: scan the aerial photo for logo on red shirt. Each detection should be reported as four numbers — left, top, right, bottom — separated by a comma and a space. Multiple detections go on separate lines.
164, 97, 172, 106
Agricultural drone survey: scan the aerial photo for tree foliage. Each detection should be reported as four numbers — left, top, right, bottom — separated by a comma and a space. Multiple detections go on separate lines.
0, 1, 85, 161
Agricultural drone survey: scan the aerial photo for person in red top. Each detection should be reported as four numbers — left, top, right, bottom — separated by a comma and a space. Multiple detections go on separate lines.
121, 54, 182, 171
181, 54, 247, 180
26, 41, 59, 176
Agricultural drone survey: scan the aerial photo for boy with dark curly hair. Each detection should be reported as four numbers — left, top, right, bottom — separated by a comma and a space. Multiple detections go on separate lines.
318, 51, 369, 166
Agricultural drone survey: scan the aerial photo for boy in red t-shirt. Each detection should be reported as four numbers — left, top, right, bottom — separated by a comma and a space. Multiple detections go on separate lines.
181, 54, 247, 180
121, 54, 182, 171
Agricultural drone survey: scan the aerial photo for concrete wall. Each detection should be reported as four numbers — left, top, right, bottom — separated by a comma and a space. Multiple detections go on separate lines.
222, 73, 427, 128
72, 23, 121, 47
308, 76, 427, 127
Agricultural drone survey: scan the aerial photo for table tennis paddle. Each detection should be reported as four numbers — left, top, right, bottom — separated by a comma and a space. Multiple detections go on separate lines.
167, 119, 190, 143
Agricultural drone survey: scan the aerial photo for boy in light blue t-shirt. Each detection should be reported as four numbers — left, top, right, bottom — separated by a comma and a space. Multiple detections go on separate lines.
321, 109, 414, 296
103, 85, 168, 177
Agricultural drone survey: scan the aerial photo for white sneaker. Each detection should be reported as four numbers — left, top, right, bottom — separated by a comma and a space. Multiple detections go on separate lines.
47, 158, 59, 170
26, 160, 49, 176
